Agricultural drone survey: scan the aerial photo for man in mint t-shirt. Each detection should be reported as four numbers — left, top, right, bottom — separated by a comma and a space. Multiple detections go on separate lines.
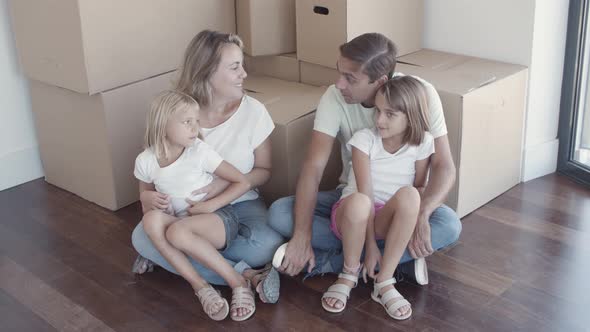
268, 33, 462, 285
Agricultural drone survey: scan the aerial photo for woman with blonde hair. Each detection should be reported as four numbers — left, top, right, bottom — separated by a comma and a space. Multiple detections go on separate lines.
131, 30, 283, 321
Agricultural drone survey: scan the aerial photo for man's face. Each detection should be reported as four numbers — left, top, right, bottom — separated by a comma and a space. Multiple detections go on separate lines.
334, 56, 382, 105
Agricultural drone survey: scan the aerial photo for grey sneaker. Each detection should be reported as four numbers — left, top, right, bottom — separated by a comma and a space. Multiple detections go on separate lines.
396, 258, 429, 286
132, 255, 155, 274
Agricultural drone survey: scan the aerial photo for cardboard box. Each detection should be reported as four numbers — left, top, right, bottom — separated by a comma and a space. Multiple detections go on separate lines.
244, 53, 300, 82
244, 75, 342, 203
10, 0, 235, 94
398, 50, 528, 217
296, 0, 423, 68
29, 72, 177, 211
237, 0, 296, 56
300, 61, 340, 87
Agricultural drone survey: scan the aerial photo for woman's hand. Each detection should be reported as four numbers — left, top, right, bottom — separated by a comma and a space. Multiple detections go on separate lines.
191, 177, 230, 201
185, 199, 214, 215
140, 190, 169, 213
362, 242, 382, 283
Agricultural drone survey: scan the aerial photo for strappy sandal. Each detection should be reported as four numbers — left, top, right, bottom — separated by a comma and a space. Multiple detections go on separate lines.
196, 285, 229, 321
230, 281, 256, 321
250, 264, 280, 304
321, 271, 359, 313
371, 278, 412, 320
132, 255, 154, 274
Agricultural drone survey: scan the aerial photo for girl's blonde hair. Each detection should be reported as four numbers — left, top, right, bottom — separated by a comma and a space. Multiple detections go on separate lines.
379, 76, 430, 145
175, 30, 244, 107
145, 90, 199, 160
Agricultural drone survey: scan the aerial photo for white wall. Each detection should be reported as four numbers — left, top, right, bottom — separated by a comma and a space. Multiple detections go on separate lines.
0, 0, 43, 191
424, 0, 569, 182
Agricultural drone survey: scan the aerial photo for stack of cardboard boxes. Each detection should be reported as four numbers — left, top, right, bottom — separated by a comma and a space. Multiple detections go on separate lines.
11, 1, 528, 217
10, 0, 236, 210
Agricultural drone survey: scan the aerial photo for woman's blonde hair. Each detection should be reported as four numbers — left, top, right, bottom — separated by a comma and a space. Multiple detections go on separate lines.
175, 30, 244, 107
379, 76, 430, 145
144, 90, 199, 160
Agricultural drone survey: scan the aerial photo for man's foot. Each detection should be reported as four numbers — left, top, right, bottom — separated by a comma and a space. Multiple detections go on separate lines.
396, 258, 428, 285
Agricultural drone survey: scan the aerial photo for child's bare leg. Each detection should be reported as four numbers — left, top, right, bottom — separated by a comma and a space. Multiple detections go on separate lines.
323, 193, 371, 310
374, 186, 420, 318
142, 210, 210, 290
166, 214, 251, 319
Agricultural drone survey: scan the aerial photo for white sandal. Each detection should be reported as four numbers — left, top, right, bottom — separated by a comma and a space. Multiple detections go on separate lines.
230, 281, 256, 321
371, 278, 412, 320
195, 285, 229, 321
321, 272, 359, 313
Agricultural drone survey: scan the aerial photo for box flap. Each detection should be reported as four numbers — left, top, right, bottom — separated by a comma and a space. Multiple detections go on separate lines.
244, 75, 327, 124
398, 49, 527, 95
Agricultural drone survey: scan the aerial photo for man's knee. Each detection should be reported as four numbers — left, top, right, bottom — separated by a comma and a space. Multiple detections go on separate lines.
268, 195, 295, 237
431, 205, 462, 247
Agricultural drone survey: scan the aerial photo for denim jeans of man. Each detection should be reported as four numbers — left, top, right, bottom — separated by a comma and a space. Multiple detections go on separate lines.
267, 188, 462, 277
132, 198, 284, 285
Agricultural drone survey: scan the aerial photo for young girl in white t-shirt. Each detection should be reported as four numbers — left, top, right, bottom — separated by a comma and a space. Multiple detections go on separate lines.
322, 76, 434, 321
134, 90, 255, 322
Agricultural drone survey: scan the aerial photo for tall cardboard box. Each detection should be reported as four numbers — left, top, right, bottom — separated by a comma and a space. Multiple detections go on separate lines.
244, 76, 341, 203
398, 50, 528, 217
10, 0, 235, 94
244, 53, 300, 82
29, 72, 177, 211
300, 61, 340, 87
296, 0, 423, 69
237, 0, 296, 56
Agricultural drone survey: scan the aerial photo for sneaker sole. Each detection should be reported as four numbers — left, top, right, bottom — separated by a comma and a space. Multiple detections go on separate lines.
414, 258, 429, 285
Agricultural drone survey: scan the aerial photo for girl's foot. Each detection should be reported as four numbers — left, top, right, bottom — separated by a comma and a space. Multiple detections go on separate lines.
195, 285, 229, 321
321, 264, 361, 312
230, 280, 256, 321
371, 277, 412, 320
242, 264, 280, 303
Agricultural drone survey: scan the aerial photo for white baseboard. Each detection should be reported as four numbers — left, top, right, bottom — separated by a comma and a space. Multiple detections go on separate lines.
522, 139, 559, 182
0, 147, 44, 191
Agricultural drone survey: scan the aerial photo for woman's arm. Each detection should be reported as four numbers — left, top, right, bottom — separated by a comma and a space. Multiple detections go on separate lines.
138, 181, 169, 214
187, 161, 250, 215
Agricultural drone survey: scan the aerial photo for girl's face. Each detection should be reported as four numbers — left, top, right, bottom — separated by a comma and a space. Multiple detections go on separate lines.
374, 91, 408, 140
210, 43, 247, 102
165, 107, 199, 149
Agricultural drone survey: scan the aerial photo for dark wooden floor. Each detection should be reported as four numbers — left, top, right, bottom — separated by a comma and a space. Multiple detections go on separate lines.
0, 174, 589, 331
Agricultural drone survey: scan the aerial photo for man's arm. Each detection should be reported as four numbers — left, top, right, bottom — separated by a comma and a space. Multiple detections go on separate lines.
408, 134, 456, 258
280, 130, 335, 276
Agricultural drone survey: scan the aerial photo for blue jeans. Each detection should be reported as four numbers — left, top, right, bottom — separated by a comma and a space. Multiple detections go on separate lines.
132, 198, 284, 285
267, 189, 462, 276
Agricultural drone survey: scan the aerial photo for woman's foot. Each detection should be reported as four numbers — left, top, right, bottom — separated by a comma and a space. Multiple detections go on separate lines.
131, 255, 154, 274
242, 265, 280, 303
321, 264, 360, 312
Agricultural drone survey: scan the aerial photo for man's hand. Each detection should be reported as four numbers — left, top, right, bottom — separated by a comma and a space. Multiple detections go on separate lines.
186, 199, 214, 215
191, 178, 230, 202
408, 212, 434, 259
140, 190, 169, 212
279, 234, 315, 276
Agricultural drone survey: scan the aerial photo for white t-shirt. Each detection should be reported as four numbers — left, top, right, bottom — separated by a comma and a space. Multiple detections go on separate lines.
341, 128, 435, 204
134, 139, 223, 216
200, 95, 275, 204
313, 72, 447, 185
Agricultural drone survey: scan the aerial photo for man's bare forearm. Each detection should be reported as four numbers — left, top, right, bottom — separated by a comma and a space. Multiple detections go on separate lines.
420, 162, 455, 215
292, 164, 322, 239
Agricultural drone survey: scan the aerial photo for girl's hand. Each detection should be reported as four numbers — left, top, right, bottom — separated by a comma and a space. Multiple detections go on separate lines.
362, 243, 382, 283
191, 178, 231, 201
140, 190, 169, 212
185, 199, 214, 215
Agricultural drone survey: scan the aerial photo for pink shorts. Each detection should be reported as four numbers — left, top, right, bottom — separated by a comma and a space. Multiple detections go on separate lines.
330, 198, 385, 240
